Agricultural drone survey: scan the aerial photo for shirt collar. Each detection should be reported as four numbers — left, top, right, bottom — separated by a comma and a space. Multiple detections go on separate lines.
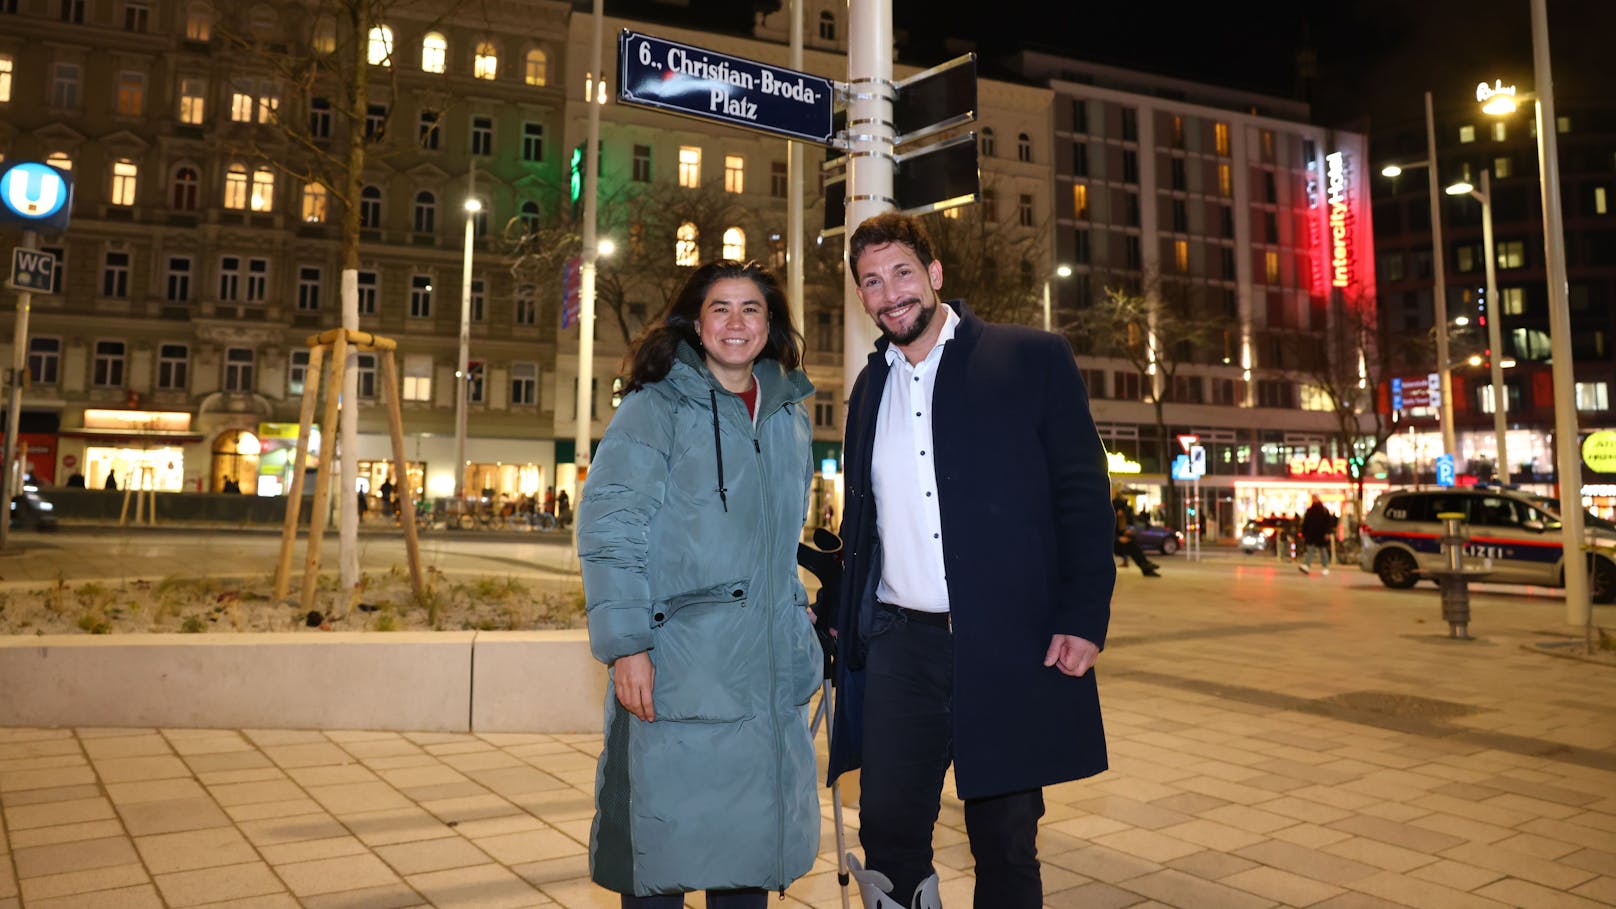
884, 302, 961, 368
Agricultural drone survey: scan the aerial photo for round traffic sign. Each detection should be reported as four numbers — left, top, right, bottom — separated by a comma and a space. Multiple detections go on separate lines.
1, 162, 71, 222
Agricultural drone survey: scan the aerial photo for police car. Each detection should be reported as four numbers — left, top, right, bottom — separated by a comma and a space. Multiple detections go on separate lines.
1359, 486, 1616, 603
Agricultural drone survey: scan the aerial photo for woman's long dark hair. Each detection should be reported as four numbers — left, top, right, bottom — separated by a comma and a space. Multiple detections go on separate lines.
622, 260, 805, 392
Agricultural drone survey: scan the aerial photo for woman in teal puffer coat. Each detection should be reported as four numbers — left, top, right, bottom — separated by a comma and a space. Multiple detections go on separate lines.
578, 260, 821, 908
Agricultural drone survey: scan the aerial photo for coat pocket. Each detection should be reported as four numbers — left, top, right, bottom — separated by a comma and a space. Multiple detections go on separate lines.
650, 578, 755, 723
787, 581, 822, 707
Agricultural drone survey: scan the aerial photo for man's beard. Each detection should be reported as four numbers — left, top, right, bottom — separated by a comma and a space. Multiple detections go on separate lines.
879, 295, 936, 346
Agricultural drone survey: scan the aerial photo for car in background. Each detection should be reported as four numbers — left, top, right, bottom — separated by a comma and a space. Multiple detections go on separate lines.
1358, 486, 1616, 603
10, 486, 58, 531
1239, 516, 1298, 554
1128, 522, 1184, 555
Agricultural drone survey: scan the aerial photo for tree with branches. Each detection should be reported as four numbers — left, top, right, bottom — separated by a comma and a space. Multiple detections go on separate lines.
1063, 274, 1220, 519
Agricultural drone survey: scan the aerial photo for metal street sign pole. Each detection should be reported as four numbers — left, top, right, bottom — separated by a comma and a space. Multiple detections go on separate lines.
1, 229, 38, 553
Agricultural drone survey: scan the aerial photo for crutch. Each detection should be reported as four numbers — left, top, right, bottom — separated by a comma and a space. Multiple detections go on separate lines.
799, 528, 851, 909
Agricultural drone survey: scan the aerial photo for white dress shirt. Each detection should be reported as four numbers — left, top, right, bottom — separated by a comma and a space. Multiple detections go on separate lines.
870, 304, 960, 613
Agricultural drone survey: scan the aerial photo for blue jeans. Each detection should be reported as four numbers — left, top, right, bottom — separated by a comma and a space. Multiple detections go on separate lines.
621, 888, 765, 909
859, 605, 1045, 908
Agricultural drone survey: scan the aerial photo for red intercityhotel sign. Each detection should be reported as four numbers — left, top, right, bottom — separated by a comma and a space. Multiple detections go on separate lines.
1325, 152, 1353, 289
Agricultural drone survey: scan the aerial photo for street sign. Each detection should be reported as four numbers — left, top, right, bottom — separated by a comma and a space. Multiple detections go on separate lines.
893, 53, 977, 146
1171, 454, 1196, 481
1427, 371, 1442, 407
821, 133, 980, 235
0, 162, 74, 234
8, 247, 56, 294
1176, 433, 1199, 453
1188, 445, 1207, 478
617, 31, 836, 146
1435, 453, 1456, 487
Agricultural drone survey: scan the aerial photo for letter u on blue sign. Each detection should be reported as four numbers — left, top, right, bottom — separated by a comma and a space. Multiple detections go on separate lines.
0, 162, 74, 232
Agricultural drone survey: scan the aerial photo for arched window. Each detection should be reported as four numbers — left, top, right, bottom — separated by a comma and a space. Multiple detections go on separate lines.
524, 48, 548, 86
171, 165, 199, 210
360, 184, 382, 228
980, 127, 996, 157
722, 226, 745, 261
675, 222, 698, 266
311, 15, 336, 54
367, 25, 393, 66
420, 32, 446, 73
184, 1, 211, 40
1017, 132, 1032, 162
520, 200, 540, 233
413, 190, 436, 233
45, 151, 73, 171
473, 42, 497, 80
249, 168, 275, 212
301, 182, 327, 222
818, 9, 835, 40
224, 164, 248, 209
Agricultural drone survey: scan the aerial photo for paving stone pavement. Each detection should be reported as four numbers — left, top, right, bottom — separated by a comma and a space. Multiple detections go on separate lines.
2, 539, 1614, 907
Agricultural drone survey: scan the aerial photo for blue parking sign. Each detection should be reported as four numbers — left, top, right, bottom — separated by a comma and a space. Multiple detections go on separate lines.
1435, 453, 1456, 487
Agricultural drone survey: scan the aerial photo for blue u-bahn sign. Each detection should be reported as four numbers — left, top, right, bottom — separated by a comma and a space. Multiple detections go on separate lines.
0, 162, 74, 234
618, 31, 836, 146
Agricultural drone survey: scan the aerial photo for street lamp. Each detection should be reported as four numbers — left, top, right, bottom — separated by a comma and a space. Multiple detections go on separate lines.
1378, 91, 1455, 461
1445, 170, 1509, 486
1042, 263, 1071, 333
1479, 0, 1586, 627
455, 193, 481, 501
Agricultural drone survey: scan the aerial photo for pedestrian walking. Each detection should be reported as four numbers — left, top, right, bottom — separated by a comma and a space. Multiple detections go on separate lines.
1299, 494, 1338, 575
1114, 496, 1161, 577
577, 260, 819, 907
104, 470, 118, 491
829, 213, 1116, 909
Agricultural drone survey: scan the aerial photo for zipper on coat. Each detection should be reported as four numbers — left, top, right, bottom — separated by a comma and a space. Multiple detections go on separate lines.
752, 410, 789, 889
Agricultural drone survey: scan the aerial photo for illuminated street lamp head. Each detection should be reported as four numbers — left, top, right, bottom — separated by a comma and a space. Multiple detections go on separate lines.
1055, 264, 1073, 278
1380, 164, 1403, 178
1477, 79, 1519, 116
1454, 315, 1470, 327
1445, 180, 1475, 196
1467, 354, 1483, 366
597, 238, 615, 257
464, 198, 483, 213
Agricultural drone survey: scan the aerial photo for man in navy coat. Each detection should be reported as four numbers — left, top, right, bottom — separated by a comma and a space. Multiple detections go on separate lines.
829, 212, 1116, 908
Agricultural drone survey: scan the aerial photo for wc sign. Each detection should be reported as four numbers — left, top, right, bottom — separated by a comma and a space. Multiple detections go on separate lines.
0, 161, 75, 233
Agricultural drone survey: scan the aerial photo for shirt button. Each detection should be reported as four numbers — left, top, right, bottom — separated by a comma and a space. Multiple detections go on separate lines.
933, 533, 940, 539
915, 412, 922, 417
913, 376, 920, 382
920, 450, 926, 456
925, 492, 932, 497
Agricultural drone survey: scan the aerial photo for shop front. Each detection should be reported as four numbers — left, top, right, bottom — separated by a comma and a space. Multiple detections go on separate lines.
1233, 454, 1388, 536
1582, 430, 1616, 521
58, 409, 205, 492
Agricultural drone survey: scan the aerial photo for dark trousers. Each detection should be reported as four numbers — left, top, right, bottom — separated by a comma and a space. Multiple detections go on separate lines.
621, 888, 765, 909
859, 606, 1045, 909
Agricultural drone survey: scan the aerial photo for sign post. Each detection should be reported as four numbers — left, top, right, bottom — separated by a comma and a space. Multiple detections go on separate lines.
1, 161, 73, 553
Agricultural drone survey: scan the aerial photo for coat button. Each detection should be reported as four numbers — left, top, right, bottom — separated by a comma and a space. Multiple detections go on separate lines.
732, 589, 744, 598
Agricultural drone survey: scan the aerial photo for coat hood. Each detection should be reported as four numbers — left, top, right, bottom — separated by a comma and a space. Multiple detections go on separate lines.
669, 340, 815, 414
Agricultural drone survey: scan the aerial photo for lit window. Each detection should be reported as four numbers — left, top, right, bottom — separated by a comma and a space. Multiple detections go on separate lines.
1491, 121, 1506, 142
724, 154, 744, 193
115, 71, 144, 115
678, 146, 701, 188
301, 182, 326, 222
367, 25, 393, 66
1458, 124, 1475, 143
231, 84, 253, 122
185, 3, 210, 40
421, 32, 446, 73
250, 168, 275, 212
402, 354, 433, 400
1214, 122, 1229, 156
1265, 250, 1279, 283
1174, 239, 1188, 272
1574, 382, 1608, 411
312, 16, 336, 53
722, 226, 745, 260
1556, 116, 1571, 133
171, 166, 199, 210
1493, 156, 1511, 179
1218, 163, 1231, 197
1501, 287, 1524, 315
178, 77, 206, 124
1496, 240, 1524, 270
474, 42, 497, 80
0, 53, 12, 104
1596, 187, 1608, 215
524, 49, 548, 86
675, 222, 698, 266
223, 167, 253, 210
110, 159, 139, 206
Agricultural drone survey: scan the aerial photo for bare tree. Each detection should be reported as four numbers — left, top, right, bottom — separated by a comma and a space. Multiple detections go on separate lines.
1280, 291, 1430, 530
917, 203, 1046, 326
1063, 274, 1220, 518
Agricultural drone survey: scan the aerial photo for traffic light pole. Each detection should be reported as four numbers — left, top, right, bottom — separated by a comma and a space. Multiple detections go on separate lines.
1, 229, 38, 553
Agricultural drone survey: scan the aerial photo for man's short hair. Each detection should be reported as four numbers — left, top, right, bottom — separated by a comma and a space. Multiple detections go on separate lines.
848, 212, 936, 276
